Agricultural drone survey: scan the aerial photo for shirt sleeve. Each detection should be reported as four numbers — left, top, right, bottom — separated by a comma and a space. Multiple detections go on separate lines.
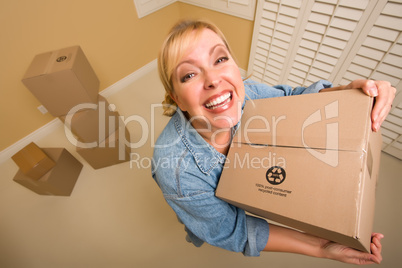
244, 79, 333, 100
154, 164, 269, 257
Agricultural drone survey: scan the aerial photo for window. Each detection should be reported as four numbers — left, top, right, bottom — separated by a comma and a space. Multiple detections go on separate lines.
133, 0, 257, 20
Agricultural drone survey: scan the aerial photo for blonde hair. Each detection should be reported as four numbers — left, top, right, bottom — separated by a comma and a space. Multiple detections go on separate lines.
157, 19, 233, 116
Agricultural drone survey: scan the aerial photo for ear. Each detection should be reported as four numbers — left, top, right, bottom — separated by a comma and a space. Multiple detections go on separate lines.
170, 92, 186, 112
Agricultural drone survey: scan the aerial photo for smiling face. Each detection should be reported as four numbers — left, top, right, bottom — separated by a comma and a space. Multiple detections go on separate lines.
171, 29, 245, 136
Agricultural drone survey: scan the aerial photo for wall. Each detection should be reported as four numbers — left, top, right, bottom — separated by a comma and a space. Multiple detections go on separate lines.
0, 0, 253, 152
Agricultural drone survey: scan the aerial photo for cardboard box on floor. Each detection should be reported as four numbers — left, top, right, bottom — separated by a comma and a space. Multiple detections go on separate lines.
59, 95, 120, 143
216, 89, 382, 253
11, 142, 56, 180
76, 126, 131, 169
13, 148, 83, 196
22, 45, 99, 117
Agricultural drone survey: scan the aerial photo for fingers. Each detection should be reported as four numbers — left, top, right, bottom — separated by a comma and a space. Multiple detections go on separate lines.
370, 239, 382, 264
371, 81, 396, 132
349, 79, 396, 132
339, 79, 396, 132
348, 79, 379, 97
362, 80, 379, 97
372, 232, 385, 240
370, 233, 384, 264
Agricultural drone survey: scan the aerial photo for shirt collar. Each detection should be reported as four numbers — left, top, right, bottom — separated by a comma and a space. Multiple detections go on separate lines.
173, 109, 226, 175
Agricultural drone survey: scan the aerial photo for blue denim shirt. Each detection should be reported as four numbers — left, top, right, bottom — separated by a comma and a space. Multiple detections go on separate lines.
151, 79, 332, 256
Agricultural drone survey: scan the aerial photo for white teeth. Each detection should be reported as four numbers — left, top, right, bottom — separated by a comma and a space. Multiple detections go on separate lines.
205, 93, 231, 109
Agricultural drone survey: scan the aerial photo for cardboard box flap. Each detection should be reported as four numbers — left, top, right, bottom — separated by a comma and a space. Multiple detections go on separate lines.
235, 89, 374, 152
11, 142, 56, 180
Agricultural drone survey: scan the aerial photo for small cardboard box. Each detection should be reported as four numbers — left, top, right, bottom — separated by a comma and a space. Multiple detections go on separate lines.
76, 126, 131, 169
11, 142, 56, 180
59, 95, 121, 143
216, 89, 382, 252
22, 45, 99, 116
13, 148, 83, 196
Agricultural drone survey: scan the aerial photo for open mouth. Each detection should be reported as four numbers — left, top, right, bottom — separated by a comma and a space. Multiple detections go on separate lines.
204, 92, 232, 110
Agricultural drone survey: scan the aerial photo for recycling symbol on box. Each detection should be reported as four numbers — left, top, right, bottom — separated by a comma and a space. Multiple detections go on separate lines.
56, 56, 67, 62
266, 166, 286, 185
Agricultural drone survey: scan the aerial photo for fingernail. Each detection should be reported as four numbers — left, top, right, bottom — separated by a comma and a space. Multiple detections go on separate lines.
367, 81, 378, 96
369, 88, 378, 97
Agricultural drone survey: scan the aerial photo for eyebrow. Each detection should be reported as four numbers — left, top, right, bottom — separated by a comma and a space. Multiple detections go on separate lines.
209, 44, 227, 56
175, 43, 228, 70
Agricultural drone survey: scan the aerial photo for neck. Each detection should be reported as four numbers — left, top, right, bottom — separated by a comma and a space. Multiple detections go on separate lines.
182, 111, 233, 155
199, 127, 232, 155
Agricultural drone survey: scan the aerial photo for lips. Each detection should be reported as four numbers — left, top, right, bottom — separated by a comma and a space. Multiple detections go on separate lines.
204, 92, 232, 110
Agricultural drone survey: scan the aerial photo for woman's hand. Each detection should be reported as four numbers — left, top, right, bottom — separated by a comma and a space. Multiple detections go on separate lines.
264, 224, 384, 265
319, 233, 384, 265
344, 80, 396, 132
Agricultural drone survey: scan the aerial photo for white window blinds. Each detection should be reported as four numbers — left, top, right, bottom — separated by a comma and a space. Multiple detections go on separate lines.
248, 0, 402, 160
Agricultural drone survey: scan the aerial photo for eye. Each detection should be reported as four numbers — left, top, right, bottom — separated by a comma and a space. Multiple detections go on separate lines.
181, 73, 195, 83
216, 56, 229, 64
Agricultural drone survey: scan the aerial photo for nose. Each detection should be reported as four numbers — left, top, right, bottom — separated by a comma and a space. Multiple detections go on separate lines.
204, 68, 221, 89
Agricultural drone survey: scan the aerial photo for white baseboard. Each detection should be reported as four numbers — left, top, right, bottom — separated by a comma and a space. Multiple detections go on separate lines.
0, 59, 158, 164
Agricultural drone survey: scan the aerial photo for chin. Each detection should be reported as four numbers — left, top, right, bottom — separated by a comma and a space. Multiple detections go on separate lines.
212, 115, 240, 129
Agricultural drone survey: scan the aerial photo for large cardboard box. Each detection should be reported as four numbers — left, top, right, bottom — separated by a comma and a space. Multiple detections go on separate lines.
13, 148, 83, 196
216, 89, 382, 252
22, 45, 99, 116
11, 142, 56, 180
59, 95, 120, 143
76, 126, 131, 169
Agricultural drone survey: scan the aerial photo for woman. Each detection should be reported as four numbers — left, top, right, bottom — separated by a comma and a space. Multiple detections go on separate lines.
152, 19, 395, 264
